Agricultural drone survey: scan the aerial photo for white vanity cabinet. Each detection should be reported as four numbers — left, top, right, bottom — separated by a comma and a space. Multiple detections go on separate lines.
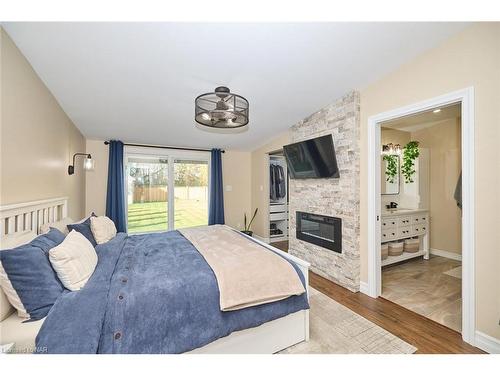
381, 209, 429, 266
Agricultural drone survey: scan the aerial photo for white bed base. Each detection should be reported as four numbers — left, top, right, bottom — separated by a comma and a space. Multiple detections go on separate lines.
190, 234, 310, 354
0, 198, 310, 354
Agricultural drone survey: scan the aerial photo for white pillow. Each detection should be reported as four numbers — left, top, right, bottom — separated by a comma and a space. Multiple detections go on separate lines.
0, 231, 37, 321
90, 216, 117, 245
39, 217, 74, 235
49, 230, 98, 291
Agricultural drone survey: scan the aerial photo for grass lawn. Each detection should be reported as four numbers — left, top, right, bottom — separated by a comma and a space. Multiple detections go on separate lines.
127, 200, 208, 233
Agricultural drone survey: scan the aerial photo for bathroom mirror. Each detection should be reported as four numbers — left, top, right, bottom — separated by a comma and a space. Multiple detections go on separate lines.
381, 155, 400, 195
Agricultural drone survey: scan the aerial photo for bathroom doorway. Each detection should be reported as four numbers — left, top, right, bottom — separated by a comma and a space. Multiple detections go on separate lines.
366, 88, 475, 344
379, 103, 462, 332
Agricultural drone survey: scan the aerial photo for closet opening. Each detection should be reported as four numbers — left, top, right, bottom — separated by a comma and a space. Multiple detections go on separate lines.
268, 150, 289, 252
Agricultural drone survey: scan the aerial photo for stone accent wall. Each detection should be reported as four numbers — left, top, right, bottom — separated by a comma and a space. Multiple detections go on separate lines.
289, 91, 360, 291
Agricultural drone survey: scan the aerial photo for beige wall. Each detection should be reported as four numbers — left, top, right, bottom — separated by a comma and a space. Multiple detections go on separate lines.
411, 119, 462, 254
250, 132, 291, 238
85, 140, 109, 216
222, 150, 252, 230
85, 140, 252, 230
0, 29, 86, 220
381, 128, 411, 147
360, 23, 500, 339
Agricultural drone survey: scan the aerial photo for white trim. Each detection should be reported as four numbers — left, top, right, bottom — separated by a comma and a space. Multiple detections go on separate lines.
367, 87, 475, 345
475, 331, 500, 354
359, 281, 369, 295
430, 248, 462, 261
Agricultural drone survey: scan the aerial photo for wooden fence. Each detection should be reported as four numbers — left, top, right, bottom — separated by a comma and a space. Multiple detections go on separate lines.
132, 186, 208, 203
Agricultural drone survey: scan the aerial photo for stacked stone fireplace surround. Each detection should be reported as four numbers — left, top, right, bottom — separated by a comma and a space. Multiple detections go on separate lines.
289, 91, 361, 292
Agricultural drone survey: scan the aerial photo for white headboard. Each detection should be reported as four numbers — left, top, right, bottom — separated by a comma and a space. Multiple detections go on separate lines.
0, 197, 68, 237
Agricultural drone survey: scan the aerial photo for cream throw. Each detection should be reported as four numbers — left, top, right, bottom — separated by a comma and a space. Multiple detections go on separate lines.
179, 225, 305, 311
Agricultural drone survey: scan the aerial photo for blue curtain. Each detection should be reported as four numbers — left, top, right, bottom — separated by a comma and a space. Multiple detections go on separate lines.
106, 140, 127, 232
208, 149, 225, 225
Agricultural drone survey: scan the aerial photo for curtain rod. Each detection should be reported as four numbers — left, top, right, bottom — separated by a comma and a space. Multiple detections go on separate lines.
103, 141, 224, 153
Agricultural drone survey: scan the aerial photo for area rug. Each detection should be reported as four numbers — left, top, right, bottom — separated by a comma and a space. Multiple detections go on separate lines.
280, 288, 417, 354
443, 266, 462, 279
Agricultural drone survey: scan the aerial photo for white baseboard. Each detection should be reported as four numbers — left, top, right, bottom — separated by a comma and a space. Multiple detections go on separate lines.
430, 248, 462, 261
359, 281, 369, 296
475, 331, 500, 353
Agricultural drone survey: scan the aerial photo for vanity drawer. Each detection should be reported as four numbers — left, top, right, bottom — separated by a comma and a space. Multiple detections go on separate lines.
397, 216, 412, 227
397, 227, 412, 238
411, 215, 428, 225
381, 218, 397, 229
382, 229, 397, 242
270, 212, 287, 221
411, 224, 428, 236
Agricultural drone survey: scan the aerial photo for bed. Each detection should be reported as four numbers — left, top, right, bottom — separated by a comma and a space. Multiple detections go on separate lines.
0, 197, 310, 354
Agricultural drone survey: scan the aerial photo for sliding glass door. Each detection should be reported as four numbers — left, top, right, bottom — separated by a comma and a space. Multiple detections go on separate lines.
126, 156, 169, 233
125, 147, 209, 233
174, 159, 209, 229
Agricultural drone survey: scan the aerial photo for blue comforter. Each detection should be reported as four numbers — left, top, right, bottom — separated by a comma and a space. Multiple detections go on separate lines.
36, 231, 309, 353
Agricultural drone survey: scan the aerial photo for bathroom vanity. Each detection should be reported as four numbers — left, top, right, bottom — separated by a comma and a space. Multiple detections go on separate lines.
381, 208, 429, 266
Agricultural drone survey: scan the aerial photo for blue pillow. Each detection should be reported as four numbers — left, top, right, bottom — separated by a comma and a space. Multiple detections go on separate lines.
67, 214, 97, 247
0, 245, 65, 321
30, 228, 66, 254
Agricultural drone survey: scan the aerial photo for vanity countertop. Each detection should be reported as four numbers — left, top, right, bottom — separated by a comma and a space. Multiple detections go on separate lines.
382, 208, 428, 217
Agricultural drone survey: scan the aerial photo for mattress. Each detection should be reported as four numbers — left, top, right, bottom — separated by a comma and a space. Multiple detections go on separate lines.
0, 313, 45, 354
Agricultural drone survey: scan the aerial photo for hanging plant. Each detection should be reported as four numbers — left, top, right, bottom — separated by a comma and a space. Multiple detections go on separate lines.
401, 141, 420, 183
382, 154, 398, 183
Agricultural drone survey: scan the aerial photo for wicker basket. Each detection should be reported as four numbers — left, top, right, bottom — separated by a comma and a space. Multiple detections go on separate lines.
381, 243, 389, 260
388, 241, 404, 256
404, 238, 420, 253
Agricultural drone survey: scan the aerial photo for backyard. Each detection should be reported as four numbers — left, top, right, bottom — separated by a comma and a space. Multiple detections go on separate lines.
127, 199, 208, 233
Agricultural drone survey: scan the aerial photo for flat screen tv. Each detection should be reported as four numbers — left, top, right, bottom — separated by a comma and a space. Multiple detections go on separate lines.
283, 135, 340, 179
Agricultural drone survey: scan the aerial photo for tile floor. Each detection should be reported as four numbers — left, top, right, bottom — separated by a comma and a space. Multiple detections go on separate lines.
382, 255, 462, 332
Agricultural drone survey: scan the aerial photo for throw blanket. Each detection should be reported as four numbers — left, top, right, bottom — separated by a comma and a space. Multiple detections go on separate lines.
179, 225, 305, 311
36, 231, 308, 353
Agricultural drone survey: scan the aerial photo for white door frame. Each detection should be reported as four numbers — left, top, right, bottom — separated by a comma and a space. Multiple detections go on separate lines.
366, 87, 475, 344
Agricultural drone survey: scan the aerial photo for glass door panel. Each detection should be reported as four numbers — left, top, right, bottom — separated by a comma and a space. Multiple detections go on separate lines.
174, 159, 209, 229
126, 157, 169, 233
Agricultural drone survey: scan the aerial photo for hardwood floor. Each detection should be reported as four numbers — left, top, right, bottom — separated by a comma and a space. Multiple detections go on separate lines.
310, 272, 483, 354
271, 240, 289, 252
272, 240, 483, 353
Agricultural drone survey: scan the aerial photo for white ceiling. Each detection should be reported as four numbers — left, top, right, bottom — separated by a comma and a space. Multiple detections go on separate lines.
3, 23, 468, 150
382, 103, 461, 132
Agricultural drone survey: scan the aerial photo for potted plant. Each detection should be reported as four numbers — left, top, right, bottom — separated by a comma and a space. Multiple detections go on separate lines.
401, 141, 420, 183
241, 208, 258, 237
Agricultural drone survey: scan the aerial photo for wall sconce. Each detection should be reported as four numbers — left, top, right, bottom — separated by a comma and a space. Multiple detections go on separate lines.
68, 153, 95, 175
382, 143, 401, 155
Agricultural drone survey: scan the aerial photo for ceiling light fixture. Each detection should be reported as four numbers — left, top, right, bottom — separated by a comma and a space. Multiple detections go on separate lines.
433, 108, 441, 113
195, 86, 249, 129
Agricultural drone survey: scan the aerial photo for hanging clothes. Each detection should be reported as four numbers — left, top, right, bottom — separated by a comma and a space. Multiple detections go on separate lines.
270, 164, 277, 201
270, 163, 286, 201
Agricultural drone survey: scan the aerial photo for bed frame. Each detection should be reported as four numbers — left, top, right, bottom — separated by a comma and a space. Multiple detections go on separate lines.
0, 197, 310, 354
0, 197, 68, 236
